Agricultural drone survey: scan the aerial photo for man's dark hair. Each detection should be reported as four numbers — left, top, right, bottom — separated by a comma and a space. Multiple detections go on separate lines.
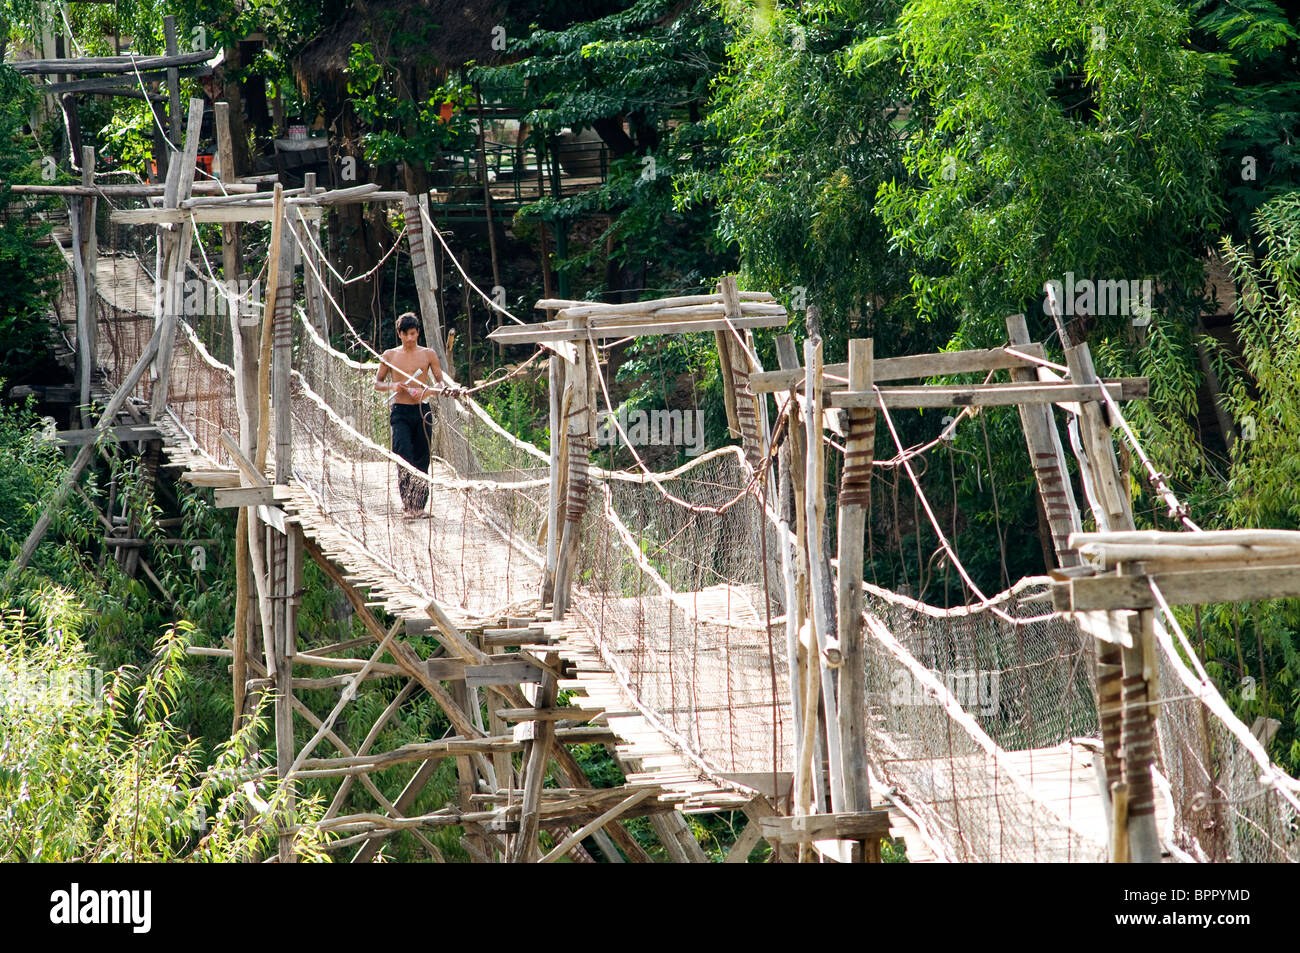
396, 312, 420, 334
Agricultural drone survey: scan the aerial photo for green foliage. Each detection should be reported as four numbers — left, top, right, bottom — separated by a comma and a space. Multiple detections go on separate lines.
475, 0, 735, 298
877, 0, 1224, 332
695, 0, 919, 355
0, 594, 331, 861
347, 41, 476, 167
0, 66, 62, 389
1190, 1, 1300, 240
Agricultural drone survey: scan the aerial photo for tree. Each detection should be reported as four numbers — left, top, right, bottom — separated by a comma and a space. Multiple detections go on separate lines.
0, 65, 63, 392
695, 0, 921, 355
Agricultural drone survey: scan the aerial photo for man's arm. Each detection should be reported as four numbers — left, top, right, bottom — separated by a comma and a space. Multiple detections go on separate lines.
375, 351, 399, 393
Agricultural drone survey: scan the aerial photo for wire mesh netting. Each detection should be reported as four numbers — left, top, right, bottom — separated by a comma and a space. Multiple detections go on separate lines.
67, 234, 1300, 862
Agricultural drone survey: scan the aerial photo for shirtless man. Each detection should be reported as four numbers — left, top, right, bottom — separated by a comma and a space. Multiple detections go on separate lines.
375, 312, 457, 517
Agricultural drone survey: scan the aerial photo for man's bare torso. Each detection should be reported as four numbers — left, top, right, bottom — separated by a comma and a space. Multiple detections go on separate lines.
377, 343, 442, 404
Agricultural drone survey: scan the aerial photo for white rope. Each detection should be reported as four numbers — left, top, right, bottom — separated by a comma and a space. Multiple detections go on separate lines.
1148, 579, 1300, 814
418, 200, 526, 325
875, 390, 1059, 626
293, 205, 403, 286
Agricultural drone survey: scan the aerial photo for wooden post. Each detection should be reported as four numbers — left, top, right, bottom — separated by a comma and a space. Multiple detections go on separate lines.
272, 199, 296, 485
716, 328, 741, 438
150, 98, 205, 421
1122, 606, 1162, 863
298, 173, 329, 337
163, 16, 181, 145
401, 192, 449, 369
836, 338, 874, 812
774, 336, 805, 788
509, 652, 559, 862
718, 276, 764, 467
804, 337, 845, 815
542, 353, 565, 605
552, 326, 592, 620
1064, 342, 1133, 532
75, 145, 98, 428
1110, 781, 1130, 863
1005, 314, 1082, 568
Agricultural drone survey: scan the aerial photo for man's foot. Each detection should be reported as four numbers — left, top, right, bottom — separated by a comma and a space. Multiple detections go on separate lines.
403, 508, 430, 519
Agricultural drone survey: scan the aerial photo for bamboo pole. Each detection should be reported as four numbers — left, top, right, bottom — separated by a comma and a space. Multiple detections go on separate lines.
774, 335, 805, 804
150, 98, 205, 421
804, 337, 845, 815
1006, 314, 1082, 568
542, 353, 565, 605
836, 338, 873, 812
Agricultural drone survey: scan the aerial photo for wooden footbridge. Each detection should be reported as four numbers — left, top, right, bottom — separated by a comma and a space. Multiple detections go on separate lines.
9, 98, 1300, 864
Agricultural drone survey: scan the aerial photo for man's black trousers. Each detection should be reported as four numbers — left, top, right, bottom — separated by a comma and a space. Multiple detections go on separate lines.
390, 402, 433, 512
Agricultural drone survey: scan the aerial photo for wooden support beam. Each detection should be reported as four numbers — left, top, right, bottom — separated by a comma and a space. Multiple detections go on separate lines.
826, 379, 1146, 409
539, 789, 656, 863
1006, 314, 1082, 569
552, 332, 592, 620
510, 650, 559, 862
1065, 343, 1133, 531
804, 337, 845, 815
541, 354, 565, 606
1122, 608, 1161, 863
1054, 563, 1300, 611
758, 810, 891, 845
488, 311, 786, 345
55, 424, 161, 445
774, 335, 807, 792
750, 345, 1048, 393
836, 338, 873, 812
494, 707, 604, 722
402, 192, 450, 370
110, 206, 325, 225
77, 146, 98, 428
351, 756, 444, 863
150, 97, 205, 422
163, 16, 181, 144
11, 50, 218, 74
213, 485, 292, 508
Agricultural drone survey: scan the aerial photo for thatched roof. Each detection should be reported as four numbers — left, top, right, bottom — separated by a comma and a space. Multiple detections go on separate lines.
295, 0, 507, 83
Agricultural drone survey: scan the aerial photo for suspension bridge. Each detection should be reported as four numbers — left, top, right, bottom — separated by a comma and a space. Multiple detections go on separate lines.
11, 99, 1300, 864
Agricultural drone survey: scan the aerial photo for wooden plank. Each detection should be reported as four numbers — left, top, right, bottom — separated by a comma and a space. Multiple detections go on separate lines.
213, 485, 292, 508
109, 206, 324, 225
750, 345, 1047, 393
464, 659, 545, 687
494, 707, 604, 722
1059, 564, 1300, 610
758, 810, 892, 844
488, 312, 787, 345
180, 469, 242, 487
828, 380, 1146, 409
55, 424, 161, 445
